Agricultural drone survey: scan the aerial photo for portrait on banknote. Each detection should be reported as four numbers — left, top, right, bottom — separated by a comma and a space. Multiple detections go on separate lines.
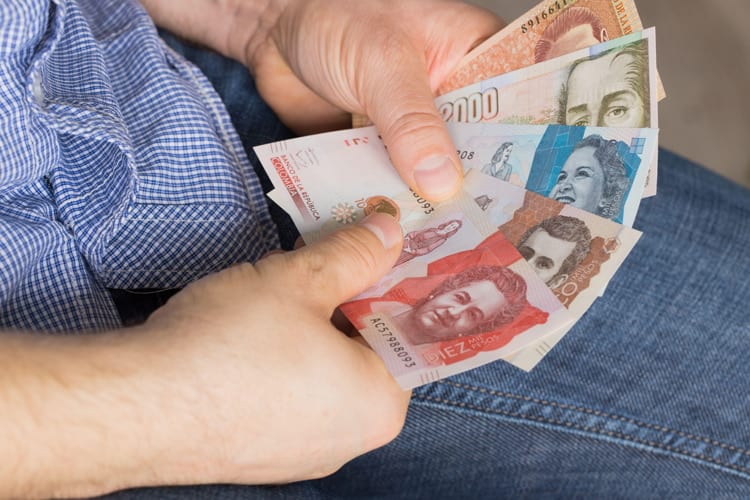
395, 219, 463, 267
449, 124, 651, 224
435, 31, 656, 131
546, 134, 630, 219
517, 215, 592, 289
558, 38, 650, 128
526, 129, 643, 223
355, 263, 530, 346
463, 169, 640, 312
534, 6, 609, 63
437, 0, 647, 95
339, 210, 573, 388
480, 141, 515, 181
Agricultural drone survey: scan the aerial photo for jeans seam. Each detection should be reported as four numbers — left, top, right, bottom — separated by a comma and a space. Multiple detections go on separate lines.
411, 380, 750, 478
439, 380, 750, 456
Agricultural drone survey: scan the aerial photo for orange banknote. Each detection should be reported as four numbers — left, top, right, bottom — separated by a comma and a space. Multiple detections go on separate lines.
439, 0, 664, 99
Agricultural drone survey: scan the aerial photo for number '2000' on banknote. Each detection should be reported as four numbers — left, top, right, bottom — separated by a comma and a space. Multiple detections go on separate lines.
435, 29, 657, 129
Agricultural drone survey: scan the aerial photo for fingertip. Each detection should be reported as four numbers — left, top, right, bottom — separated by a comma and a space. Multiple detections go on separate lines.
412, 155, 463, 201
359, 212, 403, 250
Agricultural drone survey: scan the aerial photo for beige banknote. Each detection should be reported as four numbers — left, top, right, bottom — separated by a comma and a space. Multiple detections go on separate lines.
435, 29, 659, 196
439, 0, 664, 100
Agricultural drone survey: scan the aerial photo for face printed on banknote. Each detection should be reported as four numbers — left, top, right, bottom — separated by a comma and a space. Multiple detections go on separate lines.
560, 40, 649, 128
517, 216, 591, 288
340, 196, 573, 389
449, 123, 657, 226
463, 169, 640, 315
534, 6, 610, 62
435, 30, 656, 129
254, 126, 641, 380
387, 265, 527, 345
462, 169, 641, 371
437, 0, 663, 100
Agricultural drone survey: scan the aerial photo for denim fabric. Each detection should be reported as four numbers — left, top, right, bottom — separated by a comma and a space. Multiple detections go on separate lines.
103, 42, 750, 498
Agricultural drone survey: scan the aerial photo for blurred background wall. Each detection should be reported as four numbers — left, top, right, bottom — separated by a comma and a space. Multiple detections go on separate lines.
466, 0, 750, 188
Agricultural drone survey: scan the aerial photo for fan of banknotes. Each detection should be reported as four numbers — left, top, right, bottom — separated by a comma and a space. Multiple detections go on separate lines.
254, 0, 661, 389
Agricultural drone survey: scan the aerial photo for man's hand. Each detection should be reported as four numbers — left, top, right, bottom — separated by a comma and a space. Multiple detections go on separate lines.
1, 214, 408, 497
141, 0, 505, 201
248, 0, 504, 201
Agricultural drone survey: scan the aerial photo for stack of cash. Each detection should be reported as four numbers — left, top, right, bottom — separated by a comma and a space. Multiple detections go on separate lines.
254, 0, 662, 389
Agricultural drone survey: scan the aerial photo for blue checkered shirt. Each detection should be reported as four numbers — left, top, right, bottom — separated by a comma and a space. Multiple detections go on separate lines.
0, 0, 279, 332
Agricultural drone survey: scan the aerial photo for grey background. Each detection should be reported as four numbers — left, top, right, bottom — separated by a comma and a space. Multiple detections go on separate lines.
465, 0, 750, 188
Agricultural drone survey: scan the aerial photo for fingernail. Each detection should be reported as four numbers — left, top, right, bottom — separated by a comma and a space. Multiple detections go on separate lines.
360, 212, 402, 249
413, 156, 462, 200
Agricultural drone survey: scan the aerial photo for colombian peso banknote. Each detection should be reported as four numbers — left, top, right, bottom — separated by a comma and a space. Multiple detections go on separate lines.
435, 29, 659, 196
438, 0, 664, 100
462, 169, 641, 370
338, 194, 574, 389
446, 122, 658, 226
255, 126, 641, 377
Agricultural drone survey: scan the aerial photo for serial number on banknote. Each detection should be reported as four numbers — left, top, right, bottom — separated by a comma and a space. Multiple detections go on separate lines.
521, 0, 578, 33
457, 150, 475, 160
410, 189, 435, 215
370, 318, 417, 368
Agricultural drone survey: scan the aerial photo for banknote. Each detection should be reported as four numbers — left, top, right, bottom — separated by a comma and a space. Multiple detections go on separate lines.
256, 126, 492, 241
340, 194, 574, 389
253, 128, 406, 235
463, 169, 641, 370
438, 0, 664, 100
447, 122, 657, 226
255, 127, 640, 376
435, 29, 656, 127
435, 29, 658, 196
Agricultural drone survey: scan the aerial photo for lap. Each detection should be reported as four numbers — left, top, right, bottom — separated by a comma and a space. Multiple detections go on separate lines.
108, 39, 750, 498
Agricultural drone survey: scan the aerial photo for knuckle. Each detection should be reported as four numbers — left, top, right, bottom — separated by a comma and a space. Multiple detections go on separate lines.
327, 227, 383, 276
286, 247, 329, 289
370, 393, 409, 449
380, 111, 444, 148
289, 227, 380, 296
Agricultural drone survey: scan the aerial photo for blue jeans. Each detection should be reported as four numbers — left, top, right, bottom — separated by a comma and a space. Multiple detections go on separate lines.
106, 36, 750, 498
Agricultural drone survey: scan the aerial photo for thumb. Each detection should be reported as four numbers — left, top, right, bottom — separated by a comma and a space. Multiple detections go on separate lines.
282, 212, 403, 313
364, 41, 463, 202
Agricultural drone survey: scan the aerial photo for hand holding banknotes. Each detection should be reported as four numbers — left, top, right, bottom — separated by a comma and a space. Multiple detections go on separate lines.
250, 0, 502, 199
140, 213, 409, 486
1, 214, 409, 496
242, 0, 504, 200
